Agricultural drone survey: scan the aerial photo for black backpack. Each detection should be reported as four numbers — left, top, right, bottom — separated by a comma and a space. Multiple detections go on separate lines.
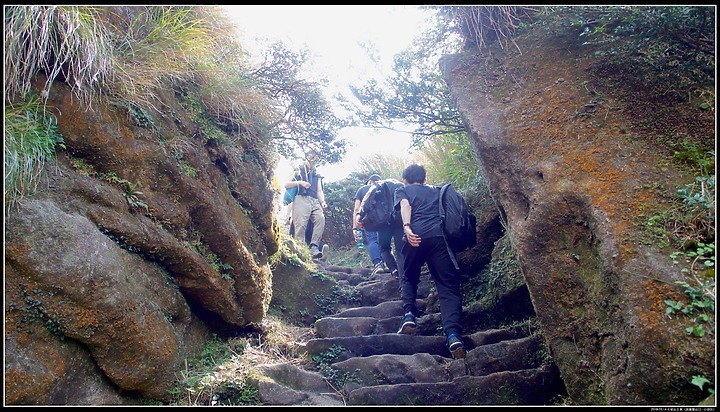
359, 179, 403, 232
439, 183, 477, 255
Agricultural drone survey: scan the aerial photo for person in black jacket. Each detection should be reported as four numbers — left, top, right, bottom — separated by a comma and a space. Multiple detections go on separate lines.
353, 174, 385, 275
394, 163, 466, 359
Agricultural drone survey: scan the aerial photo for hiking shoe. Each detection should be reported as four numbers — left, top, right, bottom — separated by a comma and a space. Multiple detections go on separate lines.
397, 313, 417, 334
371, 262, 386, 275
447, 334, 466, 359
309, 244, 322, 259
390, 269, 399, 278
321, 244, 330, 261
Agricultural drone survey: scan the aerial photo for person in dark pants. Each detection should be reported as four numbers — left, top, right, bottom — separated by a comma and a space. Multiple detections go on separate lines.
394, 163, 466, 359
353, 174, 385, 275
379, 179, 406, 280
377, 221, 404, 279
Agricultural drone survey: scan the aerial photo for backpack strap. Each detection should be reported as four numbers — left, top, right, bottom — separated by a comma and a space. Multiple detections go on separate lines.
439, 184, 460, 270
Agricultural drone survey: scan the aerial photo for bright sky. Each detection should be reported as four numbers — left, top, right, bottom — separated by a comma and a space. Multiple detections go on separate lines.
222, 5, 433, 183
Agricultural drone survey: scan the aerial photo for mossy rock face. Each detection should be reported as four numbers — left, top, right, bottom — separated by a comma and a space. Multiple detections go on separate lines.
269, 262, 340, 327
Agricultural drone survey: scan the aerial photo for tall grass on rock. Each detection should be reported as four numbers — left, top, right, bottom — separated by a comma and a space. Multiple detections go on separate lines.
4, 5, 113, 106
4, 95, 65, 213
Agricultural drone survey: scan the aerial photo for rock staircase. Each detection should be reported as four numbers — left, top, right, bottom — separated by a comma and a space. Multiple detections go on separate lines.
248, 262, 567, 406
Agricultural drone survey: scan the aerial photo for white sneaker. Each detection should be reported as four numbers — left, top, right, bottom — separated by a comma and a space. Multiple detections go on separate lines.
371, 262, 386, 275
321, 244, 330, 260
310, 244, 322, 259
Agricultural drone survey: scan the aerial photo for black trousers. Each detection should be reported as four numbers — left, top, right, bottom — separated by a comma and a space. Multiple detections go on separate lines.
400, 235, 463, 337
378, 225, 404, 276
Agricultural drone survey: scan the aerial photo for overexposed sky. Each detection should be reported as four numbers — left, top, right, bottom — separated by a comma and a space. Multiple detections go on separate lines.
222, 5, 433, 182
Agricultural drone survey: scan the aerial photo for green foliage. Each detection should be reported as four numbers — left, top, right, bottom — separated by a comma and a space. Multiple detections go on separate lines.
169, 334, 262, 406
555, 6, 714, 100
356, 153, 412, 183
110, 7, 217, 110
415, 132, 482, 195
346, 35, 465, 148
254, 41, 349, 165
99, 172, 149, 211
4, 94, 65, 213
677, 175, 715, 213
182, 230, 234, 280
665, 240, 715, 344
172, 147, 198, 178
691, 375, 715, 396
462, 234, 524, 321
432, 6, 538, 50
322, 177, 366, 248
5, 6, 348, 183
312, 281, 361, 320
311, 344, 360, 398
69, 156, 96, 175
673, 140, 715, 176
636, 172, 715, 253
345, 6, 538, 147
269, 232, 313, 269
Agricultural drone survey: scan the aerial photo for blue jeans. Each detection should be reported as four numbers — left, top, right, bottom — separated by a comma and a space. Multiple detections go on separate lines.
364, 230, 382, 265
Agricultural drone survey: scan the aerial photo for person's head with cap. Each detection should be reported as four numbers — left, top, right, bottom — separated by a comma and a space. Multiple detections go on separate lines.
367, 174, 381, 185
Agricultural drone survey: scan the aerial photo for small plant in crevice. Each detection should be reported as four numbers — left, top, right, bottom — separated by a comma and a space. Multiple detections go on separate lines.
269, 233, 313, 270
202, 249, 234, 281
69, 156, 96, 176
100, 171, 149, 211
311, 344, 360, 400
172, 147, 198, 178
313, 282, 361, 320
672, 140, 714, 176
182, 231, 234, 280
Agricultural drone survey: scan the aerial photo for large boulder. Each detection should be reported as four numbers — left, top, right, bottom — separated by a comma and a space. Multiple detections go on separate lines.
5, 75, 279, 403
440, 25, 714, 405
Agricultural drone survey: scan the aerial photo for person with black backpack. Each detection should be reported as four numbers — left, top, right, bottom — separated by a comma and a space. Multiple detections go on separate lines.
394, 163, 467, 359
357, 178, 405, 280
352, 174, 385, 275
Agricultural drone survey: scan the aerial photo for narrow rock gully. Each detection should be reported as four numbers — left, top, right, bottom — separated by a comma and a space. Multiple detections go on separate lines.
248, 260, 568, 406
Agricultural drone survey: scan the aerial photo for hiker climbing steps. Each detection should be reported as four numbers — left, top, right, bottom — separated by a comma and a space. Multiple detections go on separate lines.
248, 261, 567, 405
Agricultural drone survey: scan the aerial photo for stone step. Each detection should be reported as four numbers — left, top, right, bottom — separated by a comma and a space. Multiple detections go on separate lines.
346, 364, 564, 405
254, 259, 564, 407
333, 299, 427, 319
251, 333, 554, 405
302, 328, 534, 360
355, 274, 434, 307
326, 334, 545, 388
247, 363, 344, 406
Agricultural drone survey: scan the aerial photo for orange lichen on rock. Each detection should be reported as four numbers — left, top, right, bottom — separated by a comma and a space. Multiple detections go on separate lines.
636, 278, 682, 334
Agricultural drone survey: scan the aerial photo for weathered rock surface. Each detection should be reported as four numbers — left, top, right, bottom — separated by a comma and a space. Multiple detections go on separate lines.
5, 77, 278, 403
439, 23, 715, 405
